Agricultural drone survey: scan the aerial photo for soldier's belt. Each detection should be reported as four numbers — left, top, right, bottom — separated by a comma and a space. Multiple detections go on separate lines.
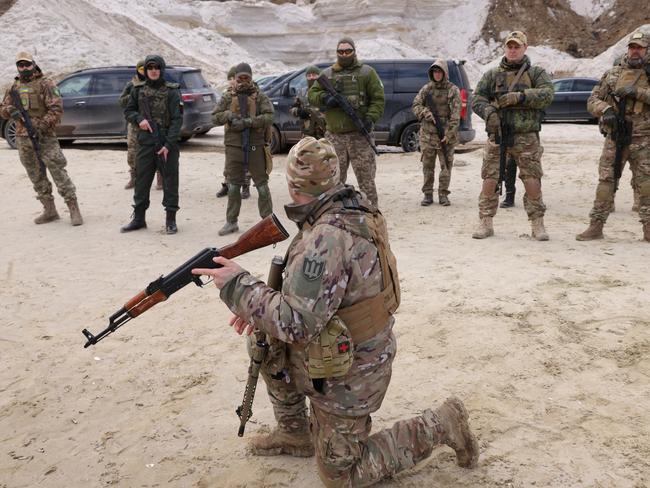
337, 287, 397, 343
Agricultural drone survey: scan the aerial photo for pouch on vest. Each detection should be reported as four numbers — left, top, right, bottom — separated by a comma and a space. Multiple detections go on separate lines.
261, 255, 287, 379
307, 315, 354, 382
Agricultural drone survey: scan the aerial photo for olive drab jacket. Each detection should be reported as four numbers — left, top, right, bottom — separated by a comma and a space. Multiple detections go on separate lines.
308, 59, 385, 134
472, 55, 553, 135
588, 55, 650, 138
0, 70, 63, 137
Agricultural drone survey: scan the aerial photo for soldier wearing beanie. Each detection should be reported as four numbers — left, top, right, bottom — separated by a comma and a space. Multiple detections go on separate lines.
290, 65, 326, 139
193, 136, 479, 487
212, 62, 274, 235
119, 60, 148, 190
308, 37, 385, 206
0, 51, 84, 226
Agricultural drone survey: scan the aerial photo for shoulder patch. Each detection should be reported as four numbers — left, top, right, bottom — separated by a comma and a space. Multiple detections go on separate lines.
51, 86, 61, 97
302, 255, 325, 281
165, 82, 180, 89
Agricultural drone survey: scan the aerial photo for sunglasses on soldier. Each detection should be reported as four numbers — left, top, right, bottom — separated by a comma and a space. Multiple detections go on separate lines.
16, 61, 32, 68
337, 48, 354, 55
146, 65, 161, 71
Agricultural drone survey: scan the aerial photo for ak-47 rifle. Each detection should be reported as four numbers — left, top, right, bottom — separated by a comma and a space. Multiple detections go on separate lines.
238, 94, 251, 174
316, 73, 379, 155
425, 93, 450, 170
81, 214, 289, 348
141, 96, 167, 170
611, 96, 633, 193
496, 109, 515, 195
9, 88, 46, 175
236, 254, 285, 437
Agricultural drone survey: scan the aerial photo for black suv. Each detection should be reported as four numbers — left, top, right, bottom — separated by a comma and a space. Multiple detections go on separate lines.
1, 65, 219, 148
264, 59, 474, 153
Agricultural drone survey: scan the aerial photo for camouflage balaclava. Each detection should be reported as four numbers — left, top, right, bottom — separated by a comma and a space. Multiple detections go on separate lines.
336, 37, 357, 68
305, 65, 321, 88
234, 62, 254, 93
136, 60, 146, 81
286, 137, 340, 196
16, 51, 35, 80
144, 54, 166, 88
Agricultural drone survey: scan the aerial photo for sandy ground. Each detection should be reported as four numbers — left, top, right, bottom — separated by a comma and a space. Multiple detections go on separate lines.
1, 120, 649, 488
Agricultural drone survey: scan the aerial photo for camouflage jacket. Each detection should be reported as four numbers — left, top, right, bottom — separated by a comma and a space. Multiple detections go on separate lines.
0, 71, 63, 137
412, 79, 461, 147
472, 55, 553, 134
119, 76, 145, 127
212, 85, 274, 146
290, 91, 327, 139
308, 59, 385, 133
220, 185, 396, 416
587, 55, 650, 137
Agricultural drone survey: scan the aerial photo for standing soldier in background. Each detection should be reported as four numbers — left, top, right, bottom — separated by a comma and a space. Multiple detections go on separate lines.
412, 59, 461, 206
216, 66, 252, 200
119, 60, 146, 190
0, 52, 83, 226
121, 55, 183, 234
290, 65, 326, 139
577, 31, 650, 242
212, 62, 274, 236
471, 31, 553, 240
309, 37, 385, 207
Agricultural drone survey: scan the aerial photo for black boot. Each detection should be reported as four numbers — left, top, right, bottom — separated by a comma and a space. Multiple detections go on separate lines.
241, 185, 251, 200
216, 183, 228, 198
165, 211, 177, 235
121, 209, 146, 233
500, 192, 515, 208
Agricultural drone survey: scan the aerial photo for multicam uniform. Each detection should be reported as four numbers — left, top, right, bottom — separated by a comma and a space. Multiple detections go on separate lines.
309, 60, 385, 206
0, 70, 78, 205
585, 55, 650, 225
412, 60, 461, 200
291, 89, 327, 139
472, 55, 554, 220
119, 74, 145, 178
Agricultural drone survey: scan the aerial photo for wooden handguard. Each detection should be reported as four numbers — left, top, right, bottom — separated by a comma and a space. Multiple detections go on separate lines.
127, 289, 168, 318
220, 214, 289, 259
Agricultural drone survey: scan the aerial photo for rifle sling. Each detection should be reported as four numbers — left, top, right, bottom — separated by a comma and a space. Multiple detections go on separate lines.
508, 62, 529, 92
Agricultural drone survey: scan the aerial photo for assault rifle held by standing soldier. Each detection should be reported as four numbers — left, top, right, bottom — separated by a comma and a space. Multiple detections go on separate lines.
425, 93, 450, 170
611, 95, 633, 193
9, 88, 46, 174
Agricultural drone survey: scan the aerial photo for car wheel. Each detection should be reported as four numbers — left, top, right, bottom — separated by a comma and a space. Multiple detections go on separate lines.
400, 123, 420, 152
269, 126, 283, 154
59, 139, 76, 147
179, 135, 192, 143
3, 120, 17, 149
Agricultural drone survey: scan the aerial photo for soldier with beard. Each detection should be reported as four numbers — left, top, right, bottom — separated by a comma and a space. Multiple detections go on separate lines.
577, 31, 650, 242
309, 37, 385, 207
121, 54, 183, 234
212, 62, 274, 235
0, 52, 83, 226
290, 65, 326, 139
471, 31, 554, 240
412, 59, 461, 206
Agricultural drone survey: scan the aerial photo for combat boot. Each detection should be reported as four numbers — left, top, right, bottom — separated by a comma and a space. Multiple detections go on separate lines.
120, 209, 147, 233
500, 192, 515, 208
165, 211, 177, 235
576, 220, 604, 241
249, 427, 314, 458
439, 194, 451, 206
643, 222, 650, 242
66, 198, 84, 226
530, 217, 549, 241
218, 221, 239, 236
421, 193, 433, 206
472, 217, 494, 239
34, 199, 60, 224
124, 170, 135, 190
241, 185, 251, 200
433, 397, 479, 468
155, 171, 163, 190
216, 183, 228, 198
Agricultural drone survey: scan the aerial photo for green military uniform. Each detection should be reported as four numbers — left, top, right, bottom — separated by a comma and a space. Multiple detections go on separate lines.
123, 54, 182, 233
291, 66, 327, 139
212, 63, 274, 229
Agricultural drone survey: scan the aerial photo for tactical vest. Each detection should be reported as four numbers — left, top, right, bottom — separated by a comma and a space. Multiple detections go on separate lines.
322, 64, 373, 110
614, 68, 650, 115
426, 84, 452, 119
138, 84, 171, 127
15, 79, 47, 117
495, 69, 532, 99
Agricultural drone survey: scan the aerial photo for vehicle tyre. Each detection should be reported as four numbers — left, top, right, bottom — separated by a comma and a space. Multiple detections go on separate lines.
3, 120, 17, 149
400, 123, 420, 152
269, 125, 283, 154
59, 139, 76, 147
179, 135, 192, 143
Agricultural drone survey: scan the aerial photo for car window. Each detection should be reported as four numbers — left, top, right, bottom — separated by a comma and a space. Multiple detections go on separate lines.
92, 73, 132, 95
58, 75, 92, 97
288, 72, 308, 97
574, 79, 597, 92
553, 80, 573, 92
394, 62, 430, 93
182, 71, 210, 89
369, 62, 393, 92
164, 71, 181, 84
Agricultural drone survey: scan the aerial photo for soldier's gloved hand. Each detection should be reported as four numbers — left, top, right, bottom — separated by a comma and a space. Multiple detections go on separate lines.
229, 117, 245, 131
363, 118, 374, 133
297, 107, 310, 119
614, 86, 637, 99
486, 111, 500, 133
601, 107, 616, 126
324, 94, 340, 109
497, 92, 524, 108
242, 118, 253, 128
224, 110, 234, 122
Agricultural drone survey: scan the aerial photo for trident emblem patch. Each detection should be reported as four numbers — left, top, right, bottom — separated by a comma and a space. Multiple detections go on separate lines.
302, 256, 325, 281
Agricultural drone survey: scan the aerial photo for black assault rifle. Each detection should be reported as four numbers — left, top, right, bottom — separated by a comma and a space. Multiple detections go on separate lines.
425, 93, 450, 170
316, 74, 379, 155
496, 109, 515, 195
9, 88, 46, 175
610, 96, 633, 193
141, 96, 167, 171
238, 94, 251, 174
81, 214, 289, 348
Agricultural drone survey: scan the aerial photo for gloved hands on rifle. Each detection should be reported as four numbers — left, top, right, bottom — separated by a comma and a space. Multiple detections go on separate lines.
423, 110, 435, 124
363, 118, 374, 133
323, 94, 340, 109
230, 117, 252, 131
485, 108, 500, 133
601, 107, 616, 127
498, 91, 525, 108
614, 85, 637, 99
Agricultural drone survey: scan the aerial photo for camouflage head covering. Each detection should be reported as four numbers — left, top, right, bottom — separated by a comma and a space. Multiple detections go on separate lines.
627, 30, 649, 48
227, 65, 237, 80
428, 59, 448, 81
305, 65, 321, 76
286, 137, 340, 196
505, 31, 528, 46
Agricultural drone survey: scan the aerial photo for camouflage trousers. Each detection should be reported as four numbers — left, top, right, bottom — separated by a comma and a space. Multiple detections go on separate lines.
479, 133, 546, 219
589, 136, 650, 224
16, 135, 77, 202
255, 342, 443, 487
326, 131, 378, 207
127, 124, 138, 171
420, 143, 455, 196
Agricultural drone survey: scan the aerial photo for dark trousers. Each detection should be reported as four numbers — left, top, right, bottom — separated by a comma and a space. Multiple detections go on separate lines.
133, 142, 179, 213
504, 157, 517, 195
